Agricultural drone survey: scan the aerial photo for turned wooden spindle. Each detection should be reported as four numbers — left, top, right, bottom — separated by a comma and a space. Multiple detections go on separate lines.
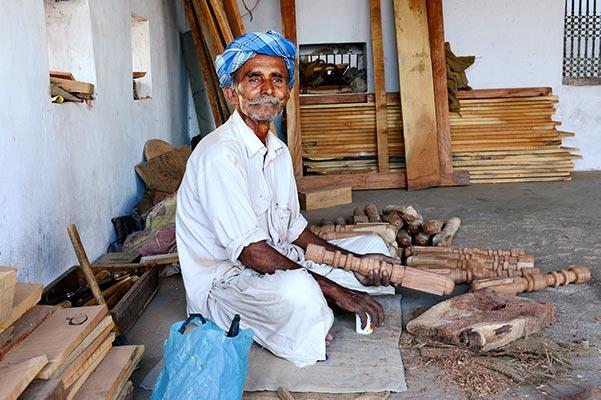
432, 217, 461, 247
422, 266, 540, 283
422, 217, 444, 235
406, 254, 535, 270
396, 229, 412, 248
364, 203, 381, 223
305, 244, 455, 296
406, 246, 526, 257
352, 207, 369, 223
469, 266, 591, 295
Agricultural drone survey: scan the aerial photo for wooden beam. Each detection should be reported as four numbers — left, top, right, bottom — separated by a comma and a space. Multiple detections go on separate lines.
208, 0, 234, 45
426, 0, 453, 175
369, 0, 389, 173
457, 87, 553, 99
221, 0, 245, 37
280, 0, 303, 177
393, 0, 441, 190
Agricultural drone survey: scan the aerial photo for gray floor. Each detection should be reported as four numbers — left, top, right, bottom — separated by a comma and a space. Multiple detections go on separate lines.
128, 171, 601, 399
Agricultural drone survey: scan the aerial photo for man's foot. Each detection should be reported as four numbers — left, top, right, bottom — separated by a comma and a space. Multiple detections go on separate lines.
326, 333, 333, 346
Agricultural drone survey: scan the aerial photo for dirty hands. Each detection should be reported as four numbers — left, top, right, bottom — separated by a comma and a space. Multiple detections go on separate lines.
353, 253, 400, 287
332, 286, 384, 329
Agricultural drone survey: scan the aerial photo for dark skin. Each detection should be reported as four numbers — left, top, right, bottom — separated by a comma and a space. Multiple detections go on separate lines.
224, 55, 397, 329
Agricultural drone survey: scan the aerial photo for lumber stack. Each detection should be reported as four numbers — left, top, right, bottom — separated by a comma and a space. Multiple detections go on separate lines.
0, 276, 143, 400
50, 71, 95, 103
300, 88, 579, 184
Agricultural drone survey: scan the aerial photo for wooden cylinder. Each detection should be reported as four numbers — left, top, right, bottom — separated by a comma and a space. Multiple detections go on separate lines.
305, 243, 454, 296
470, 266, 591, 295
67, 224, 106, 306
414, 232, 431, 246
364, 203, 381, 223
422, 217, 444, 235
406, 246, 527, 257
352, 207, 369, 223
382, 211, 403, 228
396, 229, 412, 248
432, 217, 461, 247
422, 266, 540, 283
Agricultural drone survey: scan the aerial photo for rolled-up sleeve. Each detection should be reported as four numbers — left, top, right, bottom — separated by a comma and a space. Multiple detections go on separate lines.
197, 154, 269, 263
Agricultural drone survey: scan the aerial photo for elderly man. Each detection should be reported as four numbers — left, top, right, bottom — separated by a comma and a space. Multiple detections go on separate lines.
176, 30, 395, 367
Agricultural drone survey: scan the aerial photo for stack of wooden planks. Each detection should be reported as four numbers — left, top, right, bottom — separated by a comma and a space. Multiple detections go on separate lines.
50, 71, 95, 103
0, 271, 143, 400
300, 88, 579, 183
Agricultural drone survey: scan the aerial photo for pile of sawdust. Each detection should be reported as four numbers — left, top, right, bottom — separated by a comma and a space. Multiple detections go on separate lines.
400, 332, 578, 399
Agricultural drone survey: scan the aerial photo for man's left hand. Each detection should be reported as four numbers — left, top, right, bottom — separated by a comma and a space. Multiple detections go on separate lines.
353, 253, 400, 287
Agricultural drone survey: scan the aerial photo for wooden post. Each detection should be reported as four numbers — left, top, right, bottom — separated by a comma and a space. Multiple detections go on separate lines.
221, 0, 245, 38
305, 244, 454, 295
280, 0, 303, 178
369, 0, 390, 173
67, 225, 105, 306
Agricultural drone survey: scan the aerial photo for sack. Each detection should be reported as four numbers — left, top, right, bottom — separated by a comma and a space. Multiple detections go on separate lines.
152, 314, 253, 400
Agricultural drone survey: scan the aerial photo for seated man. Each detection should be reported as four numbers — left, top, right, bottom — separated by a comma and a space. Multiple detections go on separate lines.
176, 30, 395, 368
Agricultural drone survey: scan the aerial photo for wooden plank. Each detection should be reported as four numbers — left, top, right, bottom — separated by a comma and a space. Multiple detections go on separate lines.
426, 0, 454, 175
50, 315, 114, 382
20, 378, 65, 400
0, 305, 57, 359
50, 77, 94, 95
59, 332, 115, 389
134, 146, 191, 193
49, 70, 75, 80
369, 0, 389, 173
114, 381, 133, 400
64, 339, 112, 400
139, 253, 179, 265
300, 93, 370, 105
191, 0, 225, 56
111, 268, 158, 335
221, 0, 245, 37
0, 283, 43, 333
74, 345, 144, 400
0, 305, 108, 378
393, 0, 441, 189
208, 0, 234, 44
0, 266, 17, 322
93, 252, 140, 266
298, 186, 352, 211
280, 0, 303, 178
0, 355, 48, 400
457, 87, 553, 99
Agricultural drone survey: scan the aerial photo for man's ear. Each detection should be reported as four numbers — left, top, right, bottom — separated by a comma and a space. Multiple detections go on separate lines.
223, 86, 239, 107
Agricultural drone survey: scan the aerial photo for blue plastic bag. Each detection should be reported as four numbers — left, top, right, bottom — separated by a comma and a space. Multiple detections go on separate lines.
152, 314, 253, 400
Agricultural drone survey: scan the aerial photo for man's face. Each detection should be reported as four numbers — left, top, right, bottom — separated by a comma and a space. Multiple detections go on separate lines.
224, 54, 291, 123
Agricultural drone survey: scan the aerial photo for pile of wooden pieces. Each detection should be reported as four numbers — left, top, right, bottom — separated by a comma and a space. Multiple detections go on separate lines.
184, 0, 245, 126
300, 88, 578, 184
50, 71, 95, 103
309, 203, 461, 258
0, 268, 143, 400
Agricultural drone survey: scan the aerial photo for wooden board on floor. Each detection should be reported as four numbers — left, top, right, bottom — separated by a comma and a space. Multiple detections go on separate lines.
0, 355, 48, 400
298, 186, 352, 211
64, 339, 112, 400
59, 333, 115, 389
50, 315, 114, 382
0, 266, 17, 322
19, 378, 66, 400
114, 381, 134, 400
0, 305, 57, 359
393, 0, 441, 189
74, 345, 144, 400
0, 305, 108, 378
0, 283, 44, 333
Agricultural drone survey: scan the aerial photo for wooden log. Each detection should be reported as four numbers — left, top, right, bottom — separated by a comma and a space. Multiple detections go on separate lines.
298, 186, 352, 210
364, 203, 381, 222
432, 217, 461, 247
396, 229, 412, 248
470, 266, 591, 295
382, 211, 403, 229
0, 266, 17, 322
305, 244, 454, 295
422, 217, 444, 235
406, 289, 556, 351
414, 232, 431, 246
352, 206, 369, 224
67, 224, 105, 306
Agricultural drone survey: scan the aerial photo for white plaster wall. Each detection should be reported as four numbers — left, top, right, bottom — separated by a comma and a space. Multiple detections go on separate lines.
240, 0, 600, 170
0, 0, 189, 284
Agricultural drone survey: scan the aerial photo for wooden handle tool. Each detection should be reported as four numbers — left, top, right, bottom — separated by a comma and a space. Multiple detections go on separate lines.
67, 224, 106, 305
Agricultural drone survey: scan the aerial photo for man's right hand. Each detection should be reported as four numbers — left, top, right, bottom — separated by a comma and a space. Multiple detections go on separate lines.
331, 286, 384, 330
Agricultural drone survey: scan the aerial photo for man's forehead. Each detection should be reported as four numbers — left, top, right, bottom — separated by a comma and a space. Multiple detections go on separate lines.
237, 54, 287, 76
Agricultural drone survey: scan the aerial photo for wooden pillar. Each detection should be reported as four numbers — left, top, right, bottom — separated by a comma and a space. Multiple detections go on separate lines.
280, 0, 303, 178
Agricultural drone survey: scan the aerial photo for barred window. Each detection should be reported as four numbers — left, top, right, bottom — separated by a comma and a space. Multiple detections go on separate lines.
563, 0, 601, 85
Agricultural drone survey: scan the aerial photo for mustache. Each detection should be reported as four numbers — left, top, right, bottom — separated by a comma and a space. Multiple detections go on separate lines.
248, 95, 284, 106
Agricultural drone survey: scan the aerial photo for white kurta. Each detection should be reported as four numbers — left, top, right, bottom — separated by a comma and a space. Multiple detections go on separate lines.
176, 111, 393, 367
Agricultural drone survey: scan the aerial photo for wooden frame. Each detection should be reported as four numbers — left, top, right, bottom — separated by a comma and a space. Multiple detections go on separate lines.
281, 0, 468, 191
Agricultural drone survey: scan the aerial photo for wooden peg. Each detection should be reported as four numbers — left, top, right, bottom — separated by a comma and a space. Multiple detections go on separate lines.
432, 217, 461, 247
364, 203, 381, 222
304, 244, 455, 296
469, 266, 591, 295
422, 217, 444, 235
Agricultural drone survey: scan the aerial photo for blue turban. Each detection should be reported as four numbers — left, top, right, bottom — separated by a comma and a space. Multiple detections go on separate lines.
215, 29, 296, 89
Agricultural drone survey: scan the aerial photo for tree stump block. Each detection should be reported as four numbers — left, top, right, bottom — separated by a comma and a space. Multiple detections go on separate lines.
406, 289, 556, 351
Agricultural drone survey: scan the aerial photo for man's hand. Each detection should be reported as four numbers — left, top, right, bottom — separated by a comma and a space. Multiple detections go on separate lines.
354, 253, 400, 287
331, 286, 384, 329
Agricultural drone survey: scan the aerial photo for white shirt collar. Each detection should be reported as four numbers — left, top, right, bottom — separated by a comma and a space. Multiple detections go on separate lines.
231, 110, 285, 159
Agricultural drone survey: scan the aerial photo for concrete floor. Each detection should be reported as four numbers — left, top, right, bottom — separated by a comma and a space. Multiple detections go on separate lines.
128, 171, 601, 399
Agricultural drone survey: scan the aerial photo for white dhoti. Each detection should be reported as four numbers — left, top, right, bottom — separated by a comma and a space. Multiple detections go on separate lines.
206, 235, 395, 367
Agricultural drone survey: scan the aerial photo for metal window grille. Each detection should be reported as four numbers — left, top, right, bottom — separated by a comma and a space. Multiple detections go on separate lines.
563, 0, 601, 85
